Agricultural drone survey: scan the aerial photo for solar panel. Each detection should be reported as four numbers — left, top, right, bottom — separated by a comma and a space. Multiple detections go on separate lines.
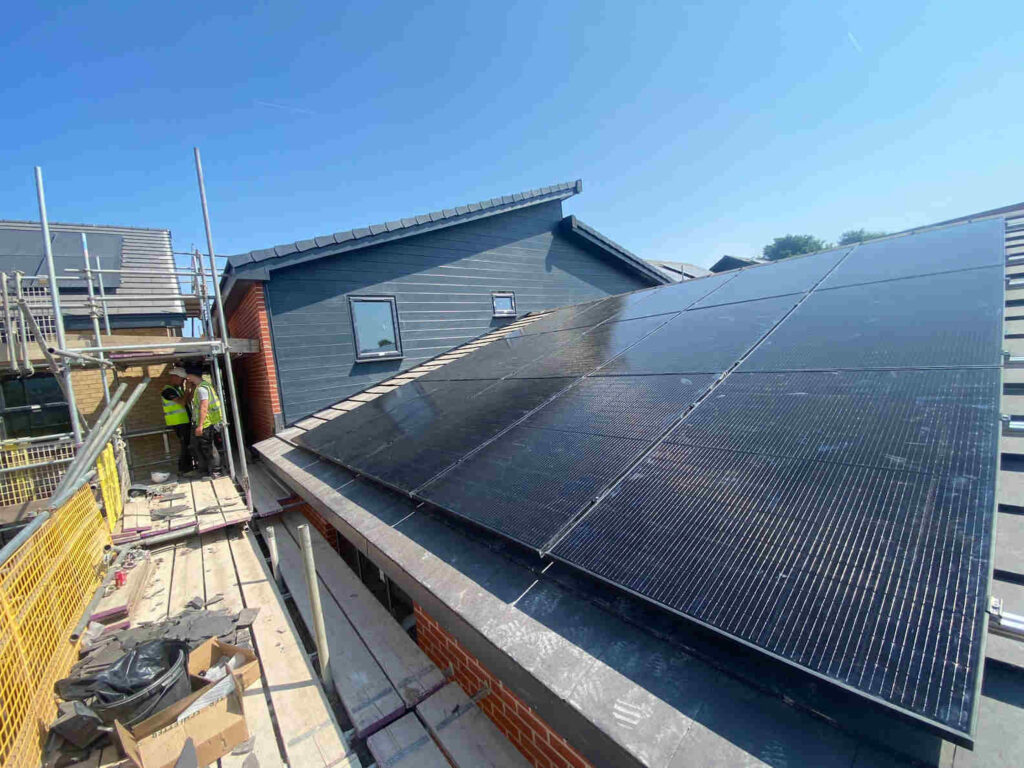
289, 217, 1002, 742
666, 369, 1000, 476
741, 267, 1004, 371
550, 443, 992, 736
417, 426, 649, 548
510, 314, 674, 378
690, 248, 850, 308
820, 219, 1006, 290
597, 295, 797, 376
608, 272, 738, 322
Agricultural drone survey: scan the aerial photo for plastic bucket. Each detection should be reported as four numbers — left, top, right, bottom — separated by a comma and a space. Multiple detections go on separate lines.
91, 644, 191, 726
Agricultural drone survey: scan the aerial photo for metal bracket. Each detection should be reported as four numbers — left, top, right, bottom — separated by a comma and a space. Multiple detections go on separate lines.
1000, 414, 1024, 436
989, 596, 1024, 641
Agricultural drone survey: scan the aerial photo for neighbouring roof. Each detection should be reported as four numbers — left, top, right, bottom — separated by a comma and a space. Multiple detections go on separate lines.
0, 220, 184, 322
708, 254, 759, 273
646, 259, 711, 282
222, 180, 668, 291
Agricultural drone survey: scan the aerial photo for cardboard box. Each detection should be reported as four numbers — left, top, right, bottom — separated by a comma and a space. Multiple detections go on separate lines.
187, 637, 260, 691
114, 674, 248, 768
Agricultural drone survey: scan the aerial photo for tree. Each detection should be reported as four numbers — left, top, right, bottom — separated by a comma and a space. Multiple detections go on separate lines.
762, 234, 827, 261
838, 228, 888, 245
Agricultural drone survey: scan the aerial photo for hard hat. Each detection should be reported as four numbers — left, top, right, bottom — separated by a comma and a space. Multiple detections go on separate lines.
169, 366, 187, 377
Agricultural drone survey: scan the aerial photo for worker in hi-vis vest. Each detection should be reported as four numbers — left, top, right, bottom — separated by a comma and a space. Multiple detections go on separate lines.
185, 364, 224, 478
161, 366, 193, 475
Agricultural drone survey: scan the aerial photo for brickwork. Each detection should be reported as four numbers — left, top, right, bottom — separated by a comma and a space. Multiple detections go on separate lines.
289, 496, 339, 550
71, 340, 184, 481
226, 283, 281, 442
414, 605, 593, 768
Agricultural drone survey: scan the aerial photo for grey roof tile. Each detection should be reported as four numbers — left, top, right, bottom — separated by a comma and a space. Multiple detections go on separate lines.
401, 218, 418, 228
314, 235, 336, 248
274, 243, 299, 257
415, 214, 431, 225
333, 230, 355, 243
429, 210, 444, 222
369, 223, 388, 235
296, 238, 318, 252
352, 227, 372, 239
385, 220, 403, 232
455, 205, 470, 215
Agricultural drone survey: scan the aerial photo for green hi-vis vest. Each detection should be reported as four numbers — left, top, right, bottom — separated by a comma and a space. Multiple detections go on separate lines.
191, 379, 224, 428
161, 385, 189, 426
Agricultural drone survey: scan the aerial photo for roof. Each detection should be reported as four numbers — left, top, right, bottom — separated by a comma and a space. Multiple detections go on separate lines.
708, 254, 759, 273
251, 213, 1022, 764
645, 259, 711, 282
0, 220, 184, 322
222, 180, 667, 289
0, 227, 124, 289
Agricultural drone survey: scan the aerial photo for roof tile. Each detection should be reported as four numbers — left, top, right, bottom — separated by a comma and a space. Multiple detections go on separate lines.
274, 243, 299, 257
352, 227, 372, 239
314, 235, 336, 248
295, 238, 317, 252
333, 230, 355, 243
369, 224, 388, 235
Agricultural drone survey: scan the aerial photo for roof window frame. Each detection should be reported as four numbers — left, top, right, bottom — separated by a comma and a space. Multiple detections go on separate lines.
349, 295, 403, 362
491, 291, 517, 318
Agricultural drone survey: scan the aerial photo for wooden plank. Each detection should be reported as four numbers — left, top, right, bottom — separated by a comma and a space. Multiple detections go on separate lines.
280, 512, 445, 707
249, 464, 286, 517
416, 682, 531, 768
200, 529, 285, 768
227, 527, 359, 768
133, 544, 175, 624
366, 713, 449, 768
168, 536, 206, 614
263, 518, 404, 737
91, 554, 153, 624
192, 477, 227, 534
212, 475, 250, 525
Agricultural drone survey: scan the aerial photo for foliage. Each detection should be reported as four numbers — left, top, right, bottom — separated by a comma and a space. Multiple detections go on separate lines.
762, 234, 828, 261
838, 228, 888, 245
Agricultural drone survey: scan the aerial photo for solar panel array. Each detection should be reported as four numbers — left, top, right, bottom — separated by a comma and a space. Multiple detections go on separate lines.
295, 217, 1005, 741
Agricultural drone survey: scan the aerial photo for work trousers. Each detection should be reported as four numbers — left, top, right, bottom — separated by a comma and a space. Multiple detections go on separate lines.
193, 424, 222, 476
173, 423, 192, 474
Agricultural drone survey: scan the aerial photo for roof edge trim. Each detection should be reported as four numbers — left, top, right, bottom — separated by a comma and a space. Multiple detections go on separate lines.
560, 215, 670, 286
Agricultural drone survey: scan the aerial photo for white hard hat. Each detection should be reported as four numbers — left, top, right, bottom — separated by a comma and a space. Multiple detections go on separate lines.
169, 366, 187, 378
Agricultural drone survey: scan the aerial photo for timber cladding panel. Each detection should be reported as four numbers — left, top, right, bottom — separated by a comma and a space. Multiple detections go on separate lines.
227, 282, 281, 442
415, 604, 594, 768
264, 201, 654, 424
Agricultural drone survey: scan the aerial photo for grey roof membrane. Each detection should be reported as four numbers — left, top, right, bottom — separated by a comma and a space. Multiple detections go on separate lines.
227, 180, 583, 272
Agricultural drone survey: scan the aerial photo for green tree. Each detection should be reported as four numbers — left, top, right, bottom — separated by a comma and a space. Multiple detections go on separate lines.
838, 228, 888, 245
762, 234, 828, 261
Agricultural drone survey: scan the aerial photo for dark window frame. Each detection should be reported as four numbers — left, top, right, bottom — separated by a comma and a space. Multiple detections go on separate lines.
491, 291, 516, 317
0, 375, 72, 440
349, 295, 403, 362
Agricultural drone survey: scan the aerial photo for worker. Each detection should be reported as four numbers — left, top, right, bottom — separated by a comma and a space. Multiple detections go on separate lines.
185, 364, 224, 478
161, 366, 193, 476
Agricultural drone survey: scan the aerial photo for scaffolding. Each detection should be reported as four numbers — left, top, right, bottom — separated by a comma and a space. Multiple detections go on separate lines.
0, 150, 251, 511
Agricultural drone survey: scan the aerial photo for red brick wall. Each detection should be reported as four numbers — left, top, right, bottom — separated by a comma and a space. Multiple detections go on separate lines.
226, 283, 282, 442
289, 497, 339, 550
415, 605, 593, 768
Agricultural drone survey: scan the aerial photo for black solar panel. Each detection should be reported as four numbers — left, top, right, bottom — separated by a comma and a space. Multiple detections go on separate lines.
417, 426, 648, 548
666, 369, 1000, 476
511, 314, 674, 378
551, 443, 992, 736
608, 272, 737, 321
690, 248, 850, 308
820, 219, 1005, 290
597, 295, 797, 376
741, 267, 1004, 371
289, 217, 1002, 742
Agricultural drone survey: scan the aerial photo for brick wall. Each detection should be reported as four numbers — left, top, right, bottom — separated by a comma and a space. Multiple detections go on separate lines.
289, 497, 339, 550
226, 283, 281, 442
72, 341, 184, 481
415, 605, 593, 768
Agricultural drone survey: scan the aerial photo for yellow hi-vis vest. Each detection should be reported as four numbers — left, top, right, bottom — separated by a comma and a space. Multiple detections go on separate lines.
161, 385, 189, 426
191, 379, 223, 429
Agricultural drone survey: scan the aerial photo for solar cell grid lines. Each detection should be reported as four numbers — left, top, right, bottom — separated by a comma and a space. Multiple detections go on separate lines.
607, 271, 739, 322
550, 443, 992, 734
820, 218, 1006, 290
741, 266, 1005, 372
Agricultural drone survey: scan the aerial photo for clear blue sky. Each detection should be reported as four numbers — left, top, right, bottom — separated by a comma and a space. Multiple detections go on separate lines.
1, 1, 1022, 269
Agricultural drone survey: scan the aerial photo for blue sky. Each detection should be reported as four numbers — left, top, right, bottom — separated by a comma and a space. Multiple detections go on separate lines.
1, 1, 1022, 268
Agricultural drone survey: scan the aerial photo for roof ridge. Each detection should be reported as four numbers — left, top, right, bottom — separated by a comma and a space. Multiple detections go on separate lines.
0, 220, 170, 235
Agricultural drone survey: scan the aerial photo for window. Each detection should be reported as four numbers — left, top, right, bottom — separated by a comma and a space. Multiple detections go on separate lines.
0, 375, 72, 439
491, 291, 516, 317
349, 296, 402, 361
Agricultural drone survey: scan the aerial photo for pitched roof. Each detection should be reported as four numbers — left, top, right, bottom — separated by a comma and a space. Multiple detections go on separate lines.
708, 254, 759, 273
223, 180, 667, 289
226, 180, 583, 274
0, 220, 183, 320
